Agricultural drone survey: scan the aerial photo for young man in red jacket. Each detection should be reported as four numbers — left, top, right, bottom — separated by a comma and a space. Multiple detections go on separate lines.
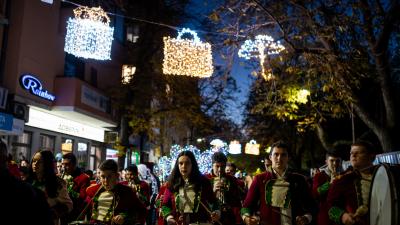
86, 159, 147, 225
312, 150, 342, 225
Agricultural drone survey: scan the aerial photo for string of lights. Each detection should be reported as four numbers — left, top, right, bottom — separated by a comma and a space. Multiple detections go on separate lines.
61, 0, 245, 38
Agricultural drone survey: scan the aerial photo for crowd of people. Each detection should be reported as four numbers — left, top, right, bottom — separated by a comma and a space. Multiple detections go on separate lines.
1, 139, 381, 225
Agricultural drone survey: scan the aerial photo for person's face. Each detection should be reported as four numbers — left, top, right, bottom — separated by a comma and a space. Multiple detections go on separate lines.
264, 158, 272, 170
213, 162, 226, 177
21, 160, 29, 167
56, 162, 63, 174
100, 169, 119, 191
350, 145, 373, 170
269, 147, 289, 171
125, 170, 137, 181
32, 153, 44, 175
61, 158, 75, 175
225, 165, 235, 176
326, 156, 341, 173
178, 155, 192, 179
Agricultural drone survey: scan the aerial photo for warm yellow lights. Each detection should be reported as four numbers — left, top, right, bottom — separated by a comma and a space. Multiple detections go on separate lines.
163, 28, 213, 78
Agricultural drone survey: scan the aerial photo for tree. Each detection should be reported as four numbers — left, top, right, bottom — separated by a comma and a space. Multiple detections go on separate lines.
210, 0, 400, 152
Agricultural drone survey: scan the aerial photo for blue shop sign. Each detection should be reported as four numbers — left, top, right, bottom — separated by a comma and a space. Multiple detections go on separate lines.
0, 112, 13, 131
19, 74, 56, 101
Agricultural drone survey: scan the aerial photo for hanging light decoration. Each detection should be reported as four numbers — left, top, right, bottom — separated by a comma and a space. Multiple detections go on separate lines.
163, 28, 213, 78
64, 6, 114, 60
238, 35, 285, 80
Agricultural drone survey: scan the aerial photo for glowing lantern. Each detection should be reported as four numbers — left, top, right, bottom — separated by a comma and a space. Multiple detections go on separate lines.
64, 6, 114, 60
245, 140, 260, 155
229, 140, 242, 154
163, 28, 213, 78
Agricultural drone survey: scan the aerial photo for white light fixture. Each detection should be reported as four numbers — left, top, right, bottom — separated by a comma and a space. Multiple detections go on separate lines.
64, 6, 114, 60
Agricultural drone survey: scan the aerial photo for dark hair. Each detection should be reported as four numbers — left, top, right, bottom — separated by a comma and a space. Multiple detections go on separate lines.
351, 140, 377, 155
125, 165, 138, 174
99, 159, 118, 173
62, 153, 77, 166
212, 152, 227, 164
226, 162, 236, 170
168, 151, 201, 192
31, 150, 63, 198
270, 140, 290, 155
85, 169, 93, 178
325, 148, 341, 158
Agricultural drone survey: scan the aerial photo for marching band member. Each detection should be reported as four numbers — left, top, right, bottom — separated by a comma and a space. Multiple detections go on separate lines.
327, 141, 377, 225
161, 151, 220, 225
241, 140, 315, 225
123, 165, 151, 207
86, 159, 147, 225
312, 150, 342, 225
206, 152, 243, 225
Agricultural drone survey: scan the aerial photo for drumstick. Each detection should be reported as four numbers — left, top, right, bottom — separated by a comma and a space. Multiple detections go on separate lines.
199, 201, 223, 225
271, 208, 292, 219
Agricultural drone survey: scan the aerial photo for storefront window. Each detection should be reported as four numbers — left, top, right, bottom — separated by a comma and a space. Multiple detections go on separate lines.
11, 132, 32, 163
77, 142, 88, 169
89, 145, 102, 171
40, 134, 55, 152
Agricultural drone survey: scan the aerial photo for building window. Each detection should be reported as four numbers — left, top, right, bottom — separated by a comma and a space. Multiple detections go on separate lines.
64, 53, 85, 80
89, 145, 102, 171
40, 134, 55, 152
122, 65, 136, 84
126, 25, 139, 43
77, 142, 88, 170
11, 132, 32, 163
90, 67, 98, 87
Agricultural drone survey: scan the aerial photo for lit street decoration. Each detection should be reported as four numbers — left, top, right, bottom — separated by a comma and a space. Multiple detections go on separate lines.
238, 35, 285, 80
245, 140, 260, 155
154, 144, 228, 182
64, 6, 114, 60
229, 140, 241, 154
163, 28, 213, 78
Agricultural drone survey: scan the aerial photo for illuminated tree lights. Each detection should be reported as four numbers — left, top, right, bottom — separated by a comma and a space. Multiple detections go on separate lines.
154, 144, 228, 182
163, 28, 213, 78
238, 35, 285, 80
64, 6, 114, 60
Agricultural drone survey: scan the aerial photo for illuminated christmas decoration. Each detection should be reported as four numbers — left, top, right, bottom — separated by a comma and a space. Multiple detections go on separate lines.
238, 35, 285, 80
245, 140, 260, 155
64, 6, 114, 60
229, 140, 242, 154
163, 28, 213, 78
154, 144, 228, 181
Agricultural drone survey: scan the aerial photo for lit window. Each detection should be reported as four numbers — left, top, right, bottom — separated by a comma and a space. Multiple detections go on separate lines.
122, 65, 136, 84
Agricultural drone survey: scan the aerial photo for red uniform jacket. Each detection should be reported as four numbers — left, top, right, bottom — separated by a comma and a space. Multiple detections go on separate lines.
205, 173, 243, 225
86, 183, 147, 225
242, 171, 315, 225
161, 175, 219, 224
312, 170, 332, 225
64, 169, 90, 221
326, 168, 374, 225
120, 180, 151, 207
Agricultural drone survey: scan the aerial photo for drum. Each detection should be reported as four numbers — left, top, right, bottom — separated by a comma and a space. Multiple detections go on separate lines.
369, 164, 400, 225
